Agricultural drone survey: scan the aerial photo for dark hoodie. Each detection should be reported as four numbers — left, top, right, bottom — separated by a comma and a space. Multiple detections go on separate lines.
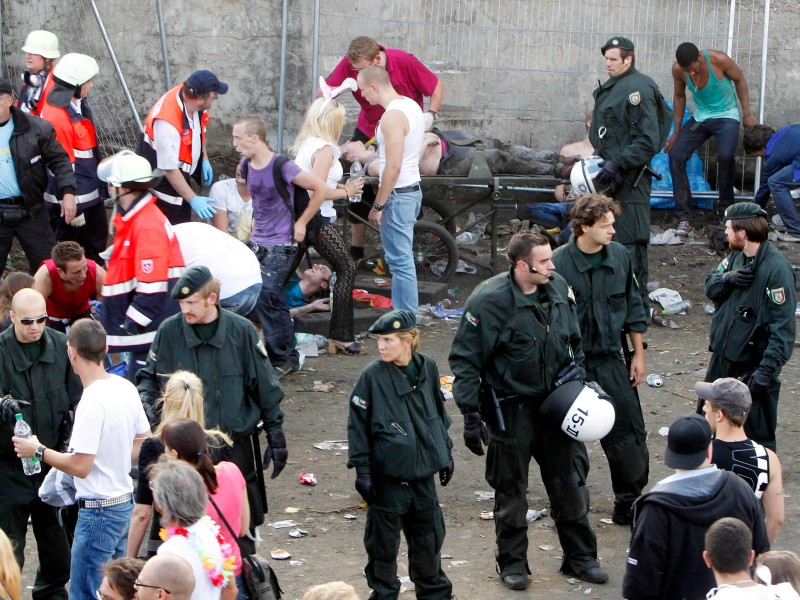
623, 467, 769, 600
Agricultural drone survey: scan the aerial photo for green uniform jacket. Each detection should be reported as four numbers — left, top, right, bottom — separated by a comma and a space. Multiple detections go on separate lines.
449, 269, 584, 414
0, 327, 81, 501
136, 309, 284, 439
590, 68, 668, 246
552, 239, 647, 356
347, 352, 452, 480
705, 242, 796, 373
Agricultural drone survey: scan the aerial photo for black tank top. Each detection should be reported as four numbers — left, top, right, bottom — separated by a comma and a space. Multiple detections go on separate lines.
713, 438, 770, 499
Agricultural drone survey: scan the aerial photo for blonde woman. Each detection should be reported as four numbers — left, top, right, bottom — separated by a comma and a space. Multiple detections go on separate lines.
290, 79, 364, 355
0, 529, 21, 600
126, 371, 233, 558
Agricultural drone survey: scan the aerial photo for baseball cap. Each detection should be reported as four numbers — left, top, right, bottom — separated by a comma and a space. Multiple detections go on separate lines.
664, 414, 712, 469
694, 378, 751, 418
601, 36, 635, 54
185, 70, 228, 95
0, 80, 12, 96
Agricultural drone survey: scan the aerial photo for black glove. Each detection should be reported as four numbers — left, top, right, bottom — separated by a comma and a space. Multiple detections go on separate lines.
722, 265, 755, 289
263, 428, 288, 479
555, 361, 586, 387
355, 472, 374, 504
0, 395, 30, 425
585, 380, 612, 401
463, 412, 489, 456
439, 457, 454, 487
747, 365, 775, 397
595, 159, 622, 185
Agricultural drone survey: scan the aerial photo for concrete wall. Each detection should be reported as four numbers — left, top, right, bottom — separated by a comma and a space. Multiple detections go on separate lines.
2, 0, 797, 168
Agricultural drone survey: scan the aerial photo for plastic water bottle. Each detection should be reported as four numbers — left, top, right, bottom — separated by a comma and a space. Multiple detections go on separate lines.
660, 300, 692, 315
349, 159, 363, 203
329, 272, 337, 312
14, 414, 41, 476
436, 299, 452, 309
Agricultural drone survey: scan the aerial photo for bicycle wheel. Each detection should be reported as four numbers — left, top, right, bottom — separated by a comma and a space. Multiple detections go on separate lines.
412, 220, 459, 283
419, 195, 457, 235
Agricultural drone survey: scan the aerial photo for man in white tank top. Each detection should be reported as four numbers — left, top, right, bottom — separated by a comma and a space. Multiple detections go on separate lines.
358, 65, 425, 313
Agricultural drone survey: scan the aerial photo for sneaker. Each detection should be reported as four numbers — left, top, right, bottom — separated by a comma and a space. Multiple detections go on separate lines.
776, 231, 800, 243
676, 220, 691, 235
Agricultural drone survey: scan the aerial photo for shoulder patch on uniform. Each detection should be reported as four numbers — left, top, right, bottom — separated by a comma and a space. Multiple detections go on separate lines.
716, 256, 730, 273
768, 287, 786, 305
628, 91, 641, 105
148, 350, 157, 361
256, 339, 268, 357
141, 259, 153, 274
465, 311, 479, 327
351, 395, 368, 410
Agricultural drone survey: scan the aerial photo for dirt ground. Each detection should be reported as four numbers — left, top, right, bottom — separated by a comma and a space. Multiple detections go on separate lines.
17, 212, 800, 599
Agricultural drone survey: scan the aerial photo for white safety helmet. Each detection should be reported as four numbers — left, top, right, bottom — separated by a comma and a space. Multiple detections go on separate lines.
97, 150, 161, 189
52, 53, 99, 87
21, 30, 60, 59
540, 380, 616, 442
569, 155, 605, 197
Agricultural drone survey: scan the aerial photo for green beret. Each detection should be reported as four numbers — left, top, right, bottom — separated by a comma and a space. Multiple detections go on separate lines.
171, 266, 212, 299
724, 202, 768, 221
601, 36, 635, 54
368, 309, 417, 334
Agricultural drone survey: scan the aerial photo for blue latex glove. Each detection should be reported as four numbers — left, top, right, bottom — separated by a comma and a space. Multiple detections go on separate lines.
188, 195, 217, 219
202, 159, 213, 186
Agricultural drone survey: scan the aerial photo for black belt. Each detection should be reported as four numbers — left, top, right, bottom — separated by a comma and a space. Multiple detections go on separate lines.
79, 492, 133, 509
250, 242, 298, 255
394, 183, 420, 194
0, 197, 24, 206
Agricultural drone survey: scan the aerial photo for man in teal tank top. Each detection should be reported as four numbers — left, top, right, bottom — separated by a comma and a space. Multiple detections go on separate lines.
665, 42, 758, 231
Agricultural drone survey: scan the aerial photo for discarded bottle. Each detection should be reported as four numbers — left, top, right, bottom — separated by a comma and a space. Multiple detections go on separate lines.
349, 159, 363, 203
652, 316, 679, 329
14, 414, 41, 476
661, 300, 692, 315
645, 374, 664, 387
447, 287, 458, 299
436, 299, 452, 310
456, 231, 480, 245
703, 304, 716, 315
295, 333, 328, 349
328, 272, 337, 312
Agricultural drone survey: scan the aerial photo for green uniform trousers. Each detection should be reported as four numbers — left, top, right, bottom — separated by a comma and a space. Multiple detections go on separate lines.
586, 354, 649, 517
485, 399, 598, 576
364, 477, 452, 600
701, 354, 780, 451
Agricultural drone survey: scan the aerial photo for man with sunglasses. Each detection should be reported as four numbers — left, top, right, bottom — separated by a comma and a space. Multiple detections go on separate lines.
0, 287, 81, 599
133, 555, 195, 600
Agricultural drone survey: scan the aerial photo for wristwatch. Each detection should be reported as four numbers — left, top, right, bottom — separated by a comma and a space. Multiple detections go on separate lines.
35, 445, 46, 461
371, 203, 385, 212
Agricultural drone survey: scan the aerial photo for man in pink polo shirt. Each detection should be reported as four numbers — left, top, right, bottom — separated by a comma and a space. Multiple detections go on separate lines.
324, 36, 444, 260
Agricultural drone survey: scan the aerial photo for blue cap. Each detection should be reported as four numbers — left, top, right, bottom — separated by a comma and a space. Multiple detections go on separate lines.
186, 70, 228, 95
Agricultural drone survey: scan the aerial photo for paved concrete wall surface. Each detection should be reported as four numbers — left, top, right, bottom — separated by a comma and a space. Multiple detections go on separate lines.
2, 0, 797, 168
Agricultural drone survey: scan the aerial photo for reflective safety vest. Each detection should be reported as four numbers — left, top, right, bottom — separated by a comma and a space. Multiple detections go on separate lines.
39, 96, 102, 208
137, 85, 208, 206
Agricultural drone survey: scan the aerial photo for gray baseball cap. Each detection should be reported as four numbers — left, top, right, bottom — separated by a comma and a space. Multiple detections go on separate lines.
694, 378, 752, 418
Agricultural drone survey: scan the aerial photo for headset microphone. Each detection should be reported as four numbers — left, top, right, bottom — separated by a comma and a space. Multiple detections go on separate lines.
526, 263, 555, 281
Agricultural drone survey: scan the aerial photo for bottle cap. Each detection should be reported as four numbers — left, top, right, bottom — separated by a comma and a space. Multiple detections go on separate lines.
14, 413, 22, 420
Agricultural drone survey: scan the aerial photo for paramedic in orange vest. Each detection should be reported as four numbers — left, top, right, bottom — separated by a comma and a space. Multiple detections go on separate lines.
17, 30, 59, 116
39, 53, 109, 266
136, 70, 226, 224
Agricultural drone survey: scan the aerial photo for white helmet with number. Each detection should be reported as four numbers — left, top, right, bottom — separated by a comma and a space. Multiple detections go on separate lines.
569, 155, 605, 196
97, 150, 162, 189
540, 380, 615, 442
21, 30, 60, 59
52, 53, 99, 86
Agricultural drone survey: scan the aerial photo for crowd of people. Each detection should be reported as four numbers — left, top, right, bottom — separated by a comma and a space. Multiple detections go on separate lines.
0, 25, 797, 600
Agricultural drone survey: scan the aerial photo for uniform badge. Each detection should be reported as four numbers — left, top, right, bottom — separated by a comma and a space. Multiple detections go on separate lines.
628, 91, 641, 106
769, 287, 786, 305
351, 395, 368, 410
393, 320, 401, 329
181, 286, 190, 295
141, 259, 153, 274
465, 311, 479, 327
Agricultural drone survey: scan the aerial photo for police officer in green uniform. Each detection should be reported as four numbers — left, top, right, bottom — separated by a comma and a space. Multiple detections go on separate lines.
449, 231, 607, 590
590, 36, 672, 302
136, 266, 286, 551
0, 288, 80, 599
552, 194, 649, 525
702, 202, 796, 451
348, 309, 454, 600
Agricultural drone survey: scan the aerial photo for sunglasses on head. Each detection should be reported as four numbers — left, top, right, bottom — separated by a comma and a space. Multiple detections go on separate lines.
17, 315, 48, 325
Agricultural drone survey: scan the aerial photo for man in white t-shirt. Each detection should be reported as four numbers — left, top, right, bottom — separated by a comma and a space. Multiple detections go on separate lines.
173, 222, 261, 317
210, 163, 253, 243
358, 65, 425, 313
14, 318, 150, 600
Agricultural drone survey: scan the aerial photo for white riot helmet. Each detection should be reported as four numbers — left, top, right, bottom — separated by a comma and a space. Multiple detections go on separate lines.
52, 53, 99, 87
21, 30, 60, 59
97, 150, 162, 189
569, 155, 605, 196
540, 380, 615, 442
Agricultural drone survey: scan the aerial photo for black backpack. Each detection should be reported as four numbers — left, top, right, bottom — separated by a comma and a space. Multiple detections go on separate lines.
241, 154, 322, 244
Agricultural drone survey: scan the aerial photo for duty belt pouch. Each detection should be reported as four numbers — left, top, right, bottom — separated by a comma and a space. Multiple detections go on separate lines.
0, 204, 29, 225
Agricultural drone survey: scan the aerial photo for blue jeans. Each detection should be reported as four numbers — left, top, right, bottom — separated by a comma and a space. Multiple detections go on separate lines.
669, 117, 740, 220
382, 188, 422, 313
255, 246, 300, 368
220, 282, 261, 317
767, 164, 800, 235
70, 500, 133, 600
